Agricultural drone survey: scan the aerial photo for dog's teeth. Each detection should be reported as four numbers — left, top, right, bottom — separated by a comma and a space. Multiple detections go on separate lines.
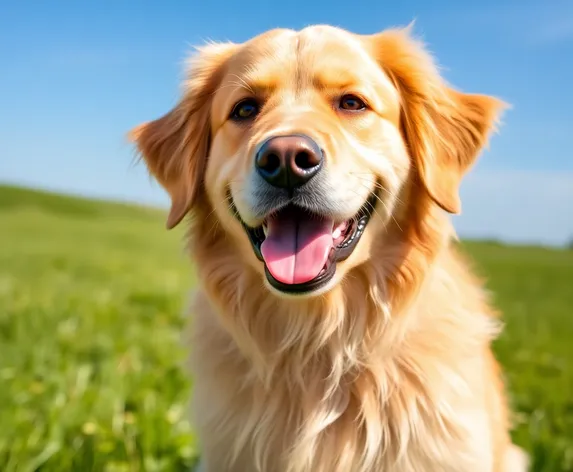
332, 228, 342, 239
263, 225, 268, 236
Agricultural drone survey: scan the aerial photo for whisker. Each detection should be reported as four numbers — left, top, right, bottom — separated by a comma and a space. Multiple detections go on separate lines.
344, 188, 385, 226
212, 75, 256, 99
206, 205, 222, 235
348, 173, 406, 207
350, 183, 403, 233
230, 74, 256, 95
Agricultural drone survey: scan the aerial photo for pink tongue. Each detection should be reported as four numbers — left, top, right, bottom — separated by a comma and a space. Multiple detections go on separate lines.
260, 209, 334, 285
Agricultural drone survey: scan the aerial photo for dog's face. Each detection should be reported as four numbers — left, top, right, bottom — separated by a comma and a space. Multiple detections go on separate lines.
131, 25, 504, 297
207, 27, 409, 296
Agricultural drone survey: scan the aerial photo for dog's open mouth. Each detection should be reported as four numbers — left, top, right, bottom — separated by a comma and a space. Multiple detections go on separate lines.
234, 191, 378, 294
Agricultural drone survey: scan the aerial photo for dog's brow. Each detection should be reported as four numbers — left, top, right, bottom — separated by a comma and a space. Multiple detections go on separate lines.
237, 67, 282, 92
246, 82, 277, 96
216, 82, 276, 103
312, 72, 359, 91
225, 75, 278, 97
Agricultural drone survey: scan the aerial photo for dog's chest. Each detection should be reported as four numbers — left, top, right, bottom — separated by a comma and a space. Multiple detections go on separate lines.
189, 290, 495, 472
192, 352, 493, 472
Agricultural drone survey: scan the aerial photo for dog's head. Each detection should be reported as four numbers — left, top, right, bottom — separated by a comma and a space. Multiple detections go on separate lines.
131, 25, 505, 298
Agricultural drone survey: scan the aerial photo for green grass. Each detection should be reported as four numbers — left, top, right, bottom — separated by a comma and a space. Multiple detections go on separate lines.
1, 183, 572, 471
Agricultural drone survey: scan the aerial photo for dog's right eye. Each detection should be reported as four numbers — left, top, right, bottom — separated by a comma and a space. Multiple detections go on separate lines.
230, 98, 260, 121
339, 94, 367, 111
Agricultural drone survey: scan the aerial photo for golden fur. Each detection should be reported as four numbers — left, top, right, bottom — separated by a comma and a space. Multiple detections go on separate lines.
130, 25, 528, 472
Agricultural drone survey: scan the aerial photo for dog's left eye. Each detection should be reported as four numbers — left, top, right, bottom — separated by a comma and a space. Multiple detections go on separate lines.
339, 94, 367, 111
230, 98, 260, 121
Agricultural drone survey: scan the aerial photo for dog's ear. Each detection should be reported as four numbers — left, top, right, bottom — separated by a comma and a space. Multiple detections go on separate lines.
129, 42, 237, 228
369, 27, 508, 214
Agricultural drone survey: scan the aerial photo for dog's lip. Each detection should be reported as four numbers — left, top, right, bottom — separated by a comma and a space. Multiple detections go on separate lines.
228, 189, 378, 294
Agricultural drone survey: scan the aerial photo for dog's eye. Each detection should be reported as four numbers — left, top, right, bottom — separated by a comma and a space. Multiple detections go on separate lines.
339, 95, 366, 111
230, 98, 260, 121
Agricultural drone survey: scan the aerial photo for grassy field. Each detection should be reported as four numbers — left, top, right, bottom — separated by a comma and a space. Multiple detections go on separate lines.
1, 183, 572, 471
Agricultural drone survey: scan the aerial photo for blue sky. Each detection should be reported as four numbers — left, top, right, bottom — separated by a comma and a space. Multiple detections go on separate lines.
1, 0, 572, 245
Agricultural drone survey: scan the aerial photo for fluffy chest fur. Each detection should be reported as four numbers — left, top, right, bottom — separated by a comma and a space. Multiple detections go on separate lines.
187, 247, 504, 472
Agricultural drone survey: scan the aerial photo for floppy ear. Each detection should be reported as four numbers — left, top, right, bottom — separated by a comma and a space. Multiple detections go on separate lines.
370, 28, 508, 214
129, 42, 237, 228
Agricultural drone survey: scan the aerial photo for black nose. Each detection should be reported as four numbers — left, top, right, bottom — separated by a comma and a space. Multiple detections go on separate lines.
255, 134, 324, 190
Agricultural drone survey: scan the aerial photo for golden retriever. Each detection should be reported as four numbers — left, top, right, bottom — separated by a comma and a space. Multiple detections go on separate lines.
130, 24, 529, 472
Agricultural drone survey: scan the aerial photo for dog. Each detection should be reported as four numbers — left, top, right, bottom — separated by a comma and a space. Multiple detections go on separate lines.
130, 24, 529, 472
